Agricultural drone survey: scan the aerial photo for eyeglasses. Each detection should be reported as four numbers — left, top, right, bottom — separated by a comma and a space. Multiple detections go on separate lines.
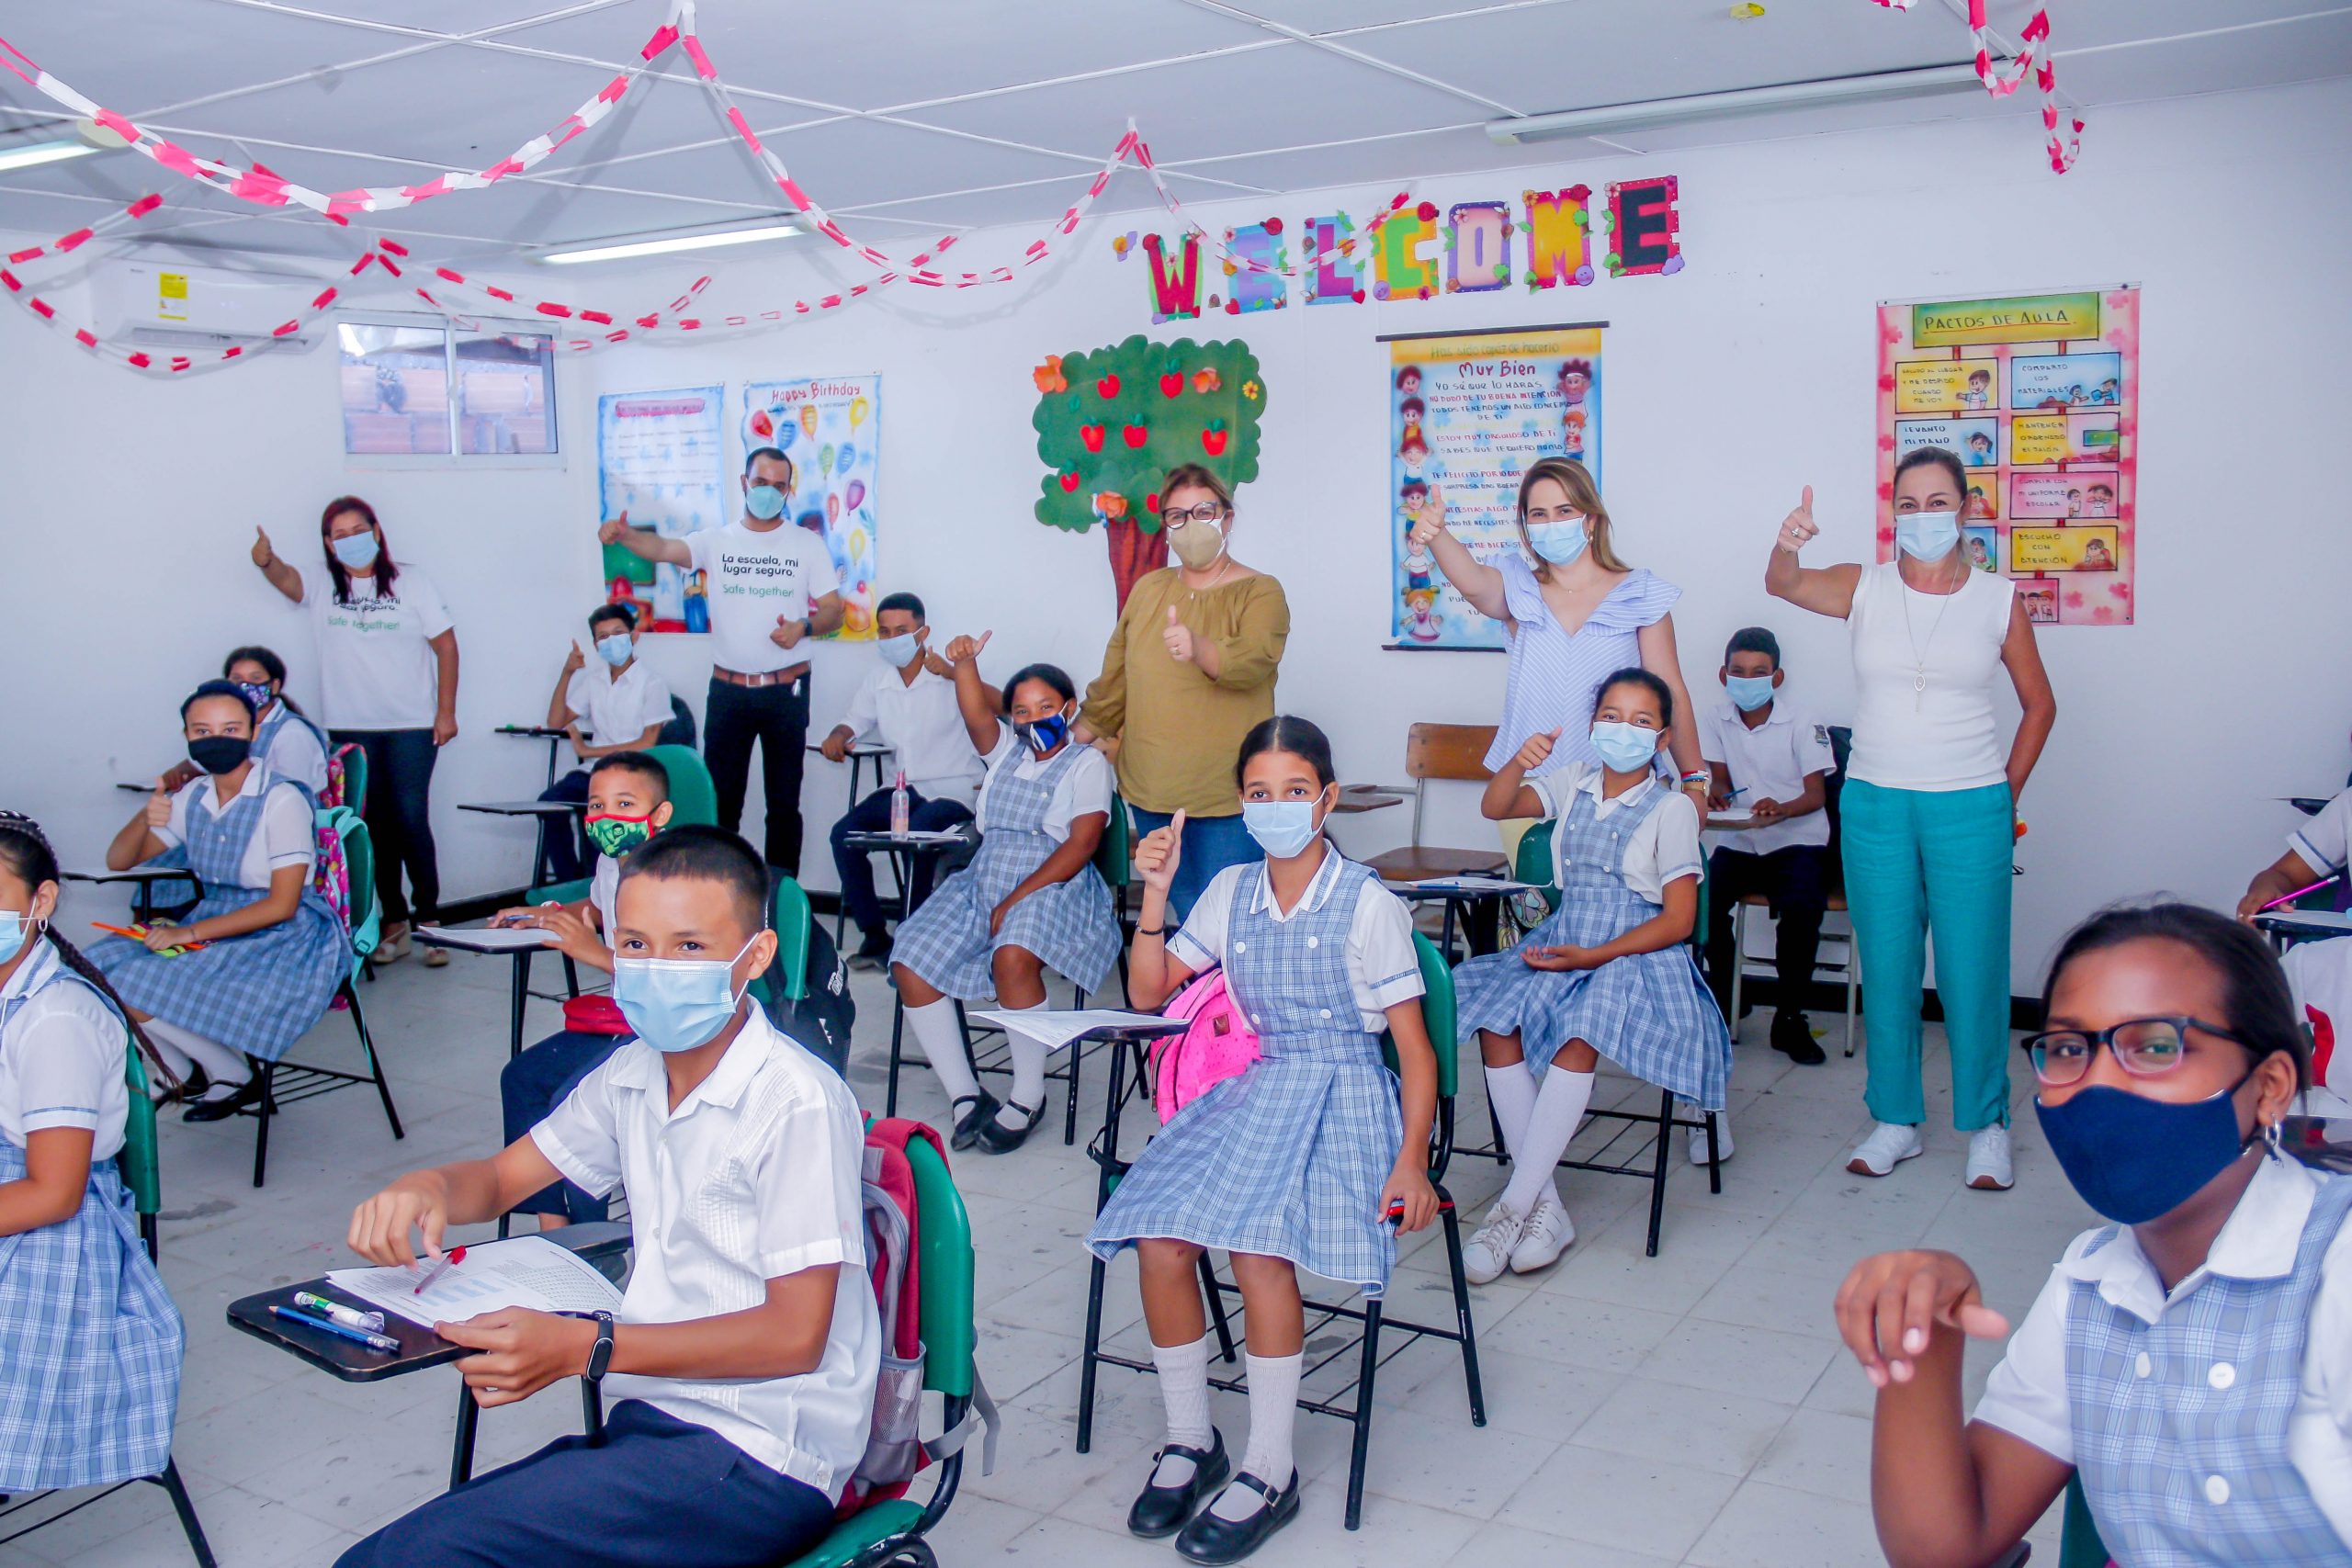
2019, 1015, 2247, 1086
1160, 502, 1227, 528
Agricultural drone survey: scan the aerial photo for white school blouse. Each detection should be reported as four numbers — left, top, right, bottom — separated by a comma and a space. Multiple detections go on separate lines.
1528, 764, 1705, 904
295, 562, 456, 732
1846, 560, 2013, 792
0, 943, 130, 1160
1974, 1156, 2352, 1548
563, 660, 673, 751
1170, 850, 1425, 1032
531, 1008, 881, 1493
839, 664, 987, 808
153, 772, 316, 890
254, 705, 332, 797
974, 730, 1113, 841
685, 523, 841, 676
2292, 788, 2352, 875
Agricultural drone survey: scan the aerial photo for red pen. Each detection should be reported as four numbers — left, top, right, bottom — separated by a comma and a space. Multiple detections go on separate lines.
413, 1244, 467, 1295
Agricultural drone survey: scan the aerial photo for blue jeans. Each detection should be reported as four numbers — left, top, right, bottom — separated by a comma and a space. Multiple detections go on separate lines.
1128, 807, 1258, 926
500, 1030, 626, 1220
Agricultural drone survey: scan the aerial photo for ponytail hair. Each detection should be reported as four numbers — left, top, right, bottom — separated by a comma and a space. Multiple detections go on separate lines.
0, 811, 180, 1089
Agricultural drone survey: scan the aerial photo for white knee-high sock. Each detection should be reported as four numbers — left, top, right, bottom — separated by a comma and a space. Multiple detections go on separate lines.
1500, 1067, 1594, 1214
996, 1001, 1049, 1128
143, 1018, 251, 1088
1149, 1334, 1216, 1485
1484, 1063, 1558, 1213
904, 999, 979, 1106
1211, 1351, 1302, 1517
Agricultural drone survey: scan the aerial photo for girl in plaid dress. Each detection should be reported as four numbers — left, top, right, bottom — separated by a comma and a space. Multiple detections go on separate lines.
1838, 904, 2352, 1567
1088, 716, 1440, 1563
0, 812, 184, 1493
891, 637, 1120, 1155
90, 682, 349, 1122
1453, 668, 1732, 1286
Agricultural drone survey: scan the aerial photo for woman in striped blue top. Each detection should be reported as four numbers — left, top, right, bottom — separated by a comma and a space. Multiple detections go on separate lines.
1409, 457, 1708, 800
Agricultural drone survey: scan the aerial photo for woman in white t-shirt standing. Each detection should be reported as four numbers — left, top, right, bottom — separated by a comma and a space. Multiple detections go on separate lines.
251, 496, 459, 965
1767, 448, 2056, 1192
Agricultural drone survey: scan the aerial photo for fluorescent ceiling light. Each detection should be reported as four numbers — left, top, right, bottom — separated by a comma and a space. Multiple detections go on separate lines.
537, 222, 807, 265
1487, 62, 1984, 144
0, 138, 104, 174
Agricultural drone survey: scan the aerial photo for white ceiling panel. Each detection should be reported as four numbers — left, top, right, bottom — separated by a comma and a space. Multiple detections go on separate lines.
0, 3, 407, 116
271, 0, 642, 33
616, 115, 1095, 211
2056, 10, 2352, 104
1224, 1, 1569, 35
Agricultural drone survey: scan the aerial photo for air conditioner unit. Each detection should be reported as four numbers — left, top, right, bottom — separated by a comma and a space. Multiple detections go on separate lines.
92, 258, 332, 346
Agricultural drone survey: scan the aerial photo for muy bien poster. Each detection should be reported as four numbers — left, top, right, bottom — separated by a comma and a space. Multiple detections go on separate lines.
1876, 288, 2140, 626
1383, 324, 1604, 650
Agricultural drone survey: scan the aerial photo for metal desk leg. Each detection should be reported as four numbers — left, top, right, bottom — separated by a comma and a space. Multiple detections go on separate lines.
511, 951, 532, 1060
544, 736, 561, 789
449, 1384, 480, 1489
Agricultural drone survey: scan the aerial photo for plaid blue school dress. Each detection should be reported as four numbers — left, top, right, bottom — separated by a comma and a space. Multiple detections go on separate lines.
253, 703, 332, 802
1088, 857, 1409, 1298
2063, 1169, 2352, 1564
889, 741, 1119, 1000
0, 953, 184, 1492
89, 765, 350, 1064
1453, 782, 1730, 1110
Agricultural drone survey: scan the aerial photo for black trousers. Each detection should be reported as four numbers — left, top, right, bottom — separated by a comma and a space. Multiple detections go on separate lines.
704, 673, 810, 874
538, 766, 594, 884
1704, 843, 1829, 1016
830, 786, 976, 935
331, 727, 440, 924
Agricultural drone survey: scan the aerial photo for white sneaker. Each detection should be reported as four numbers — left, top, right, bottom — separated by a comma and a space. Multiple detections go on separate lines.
1687, 1112, 1733, 1166
1508, 1194, 1575, 1273
1846, 1121, 1924, 1177
1462, 1201, 1529, 1285
1966, 1125, 2014, 1191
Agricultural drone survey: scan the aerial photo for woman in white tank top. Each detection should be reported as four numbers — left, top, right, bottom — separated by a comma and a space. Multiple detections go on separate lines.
1766, 448, 2056, 1192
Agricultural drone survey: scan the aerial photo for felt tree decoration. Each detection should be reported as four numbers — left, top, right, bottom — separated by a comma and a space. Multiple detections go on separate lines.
1032, 333, 1266, 608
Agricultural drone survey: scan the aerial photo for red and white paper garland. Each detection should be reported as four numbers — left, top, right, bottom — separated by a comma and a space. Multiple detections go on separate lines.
1868, 0, 2084, 172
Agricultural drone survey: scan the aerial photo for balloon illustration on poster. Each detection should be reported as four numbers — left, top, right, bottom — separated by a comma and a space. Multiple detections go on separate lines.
741, 376, 882, 641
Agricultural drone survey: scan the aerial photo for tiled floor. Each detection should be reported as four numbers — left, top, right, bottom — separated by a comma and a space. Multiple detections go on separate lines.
4, 951, 2086, 1568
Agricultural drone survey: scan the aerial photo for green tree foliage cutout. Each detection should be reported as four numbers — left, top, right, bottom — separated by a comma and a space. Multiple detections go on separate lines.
1031, 334, 1266, 608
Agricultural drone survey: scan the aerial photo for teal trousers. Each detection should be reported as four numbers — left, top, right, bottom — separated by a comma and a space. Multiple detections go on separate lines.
1839, 778, 2013, 1131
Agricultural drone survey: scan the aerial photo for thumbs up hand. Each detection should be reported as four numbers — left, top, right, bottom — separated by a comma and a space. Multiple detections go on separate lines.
1161, 604, 1196, 665
1136, 808, 1185, 895
251, 526, 276, 568
1777, 486, 1817, 554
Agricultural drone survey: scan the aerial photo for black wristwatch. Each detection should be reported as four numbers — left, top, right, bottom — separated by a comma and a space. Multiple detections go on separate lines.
563, 1310, 616, 1382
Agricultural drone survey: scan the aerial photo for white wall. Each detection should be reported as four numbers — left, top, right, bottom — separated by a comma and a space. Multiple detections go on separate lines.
7, 77, 2348, 993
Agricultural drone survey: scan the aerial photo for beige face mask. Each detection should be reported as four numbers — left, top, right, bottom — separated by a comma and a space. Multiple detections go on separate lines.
1168, 513, 1228, 570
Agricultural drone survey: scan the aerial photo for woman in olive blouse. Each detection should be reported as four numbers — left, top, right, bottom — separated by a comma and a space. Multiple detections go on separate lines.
1076, 464, 1291, 921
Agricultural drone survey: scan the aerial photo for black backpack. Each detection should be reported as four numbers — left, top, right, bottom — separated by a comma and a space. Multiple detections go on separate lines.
762, 919, 854, 1079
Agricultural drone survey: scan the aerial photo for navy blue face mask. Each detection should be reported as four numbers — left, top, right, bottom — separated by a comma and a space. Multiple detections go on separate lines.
2033, 1069, 2264, 1226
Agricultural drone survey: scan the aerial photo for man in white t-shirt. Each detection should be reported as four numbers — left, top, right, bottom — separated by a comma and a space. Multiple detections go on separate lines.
1700, 626, 1838, 1066
537, 602, 675, 883
817, 592, 988, 968
601, 448, 843, 874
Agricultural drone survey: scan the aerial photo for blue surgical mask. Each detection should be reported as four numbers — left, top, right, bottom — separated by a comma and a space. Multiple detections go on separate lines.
1242, 798, 1323, 860
1525, 520, 1588, 566
1014, 712, 1070, 756
331, 532, 380, 570
1724, 674, 1776, 713
2033, 1072, 2262, 1226
611, 939, 758, 1054
876, 633, 920, 670
744, 484, 788, 521
0, 911, 28, 965
594, 633, 633, 669
1894, 509, 1961, 562
1590, 720, 1660, 773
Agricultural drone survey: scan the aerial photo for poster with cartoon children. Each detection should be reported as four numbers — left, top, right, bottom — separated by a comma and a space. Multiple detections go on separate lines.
1383, 325, 1604, 649
1876, 288, 2139, 626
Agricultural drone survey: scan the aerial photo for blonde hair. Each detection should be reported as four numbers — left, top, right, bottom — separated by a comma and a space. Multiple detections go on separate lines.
1159, 463, 1233, 513
1514, 457, 1623, 579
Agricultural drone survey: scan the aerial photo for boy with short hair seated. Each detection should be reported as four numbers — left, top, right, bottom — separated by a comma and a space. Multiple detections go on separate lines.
538, 603, 673, 883
337, 825, 878, 1568
1700, 626, 1838, 1066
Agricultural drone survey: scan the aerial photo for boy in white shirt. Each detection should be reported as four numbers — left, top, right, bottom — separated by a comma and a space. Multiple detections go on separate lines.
538, 603, 673, 883
1700, 627, 1838, 1066
2240, 784, 2351, 922
338, 826, 877, 1568
818, 592, 988, 968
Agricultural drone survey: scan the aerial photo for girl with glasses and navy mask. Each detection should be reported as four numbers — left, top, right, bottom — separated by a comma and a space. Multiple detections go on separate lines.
888, 637, 1120, 1156
88, 682, 349, 1122
1836, 902, 2349, 1568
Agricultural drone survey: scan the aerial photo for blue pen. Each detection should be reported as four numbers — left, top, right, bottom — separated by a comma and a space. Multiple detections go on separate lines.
272, 1302, 399, 1353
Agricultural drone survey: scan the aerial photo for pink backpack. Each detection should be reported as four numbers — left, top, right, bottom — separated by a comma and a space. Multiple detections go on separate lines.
1148, 967, 1261, 1123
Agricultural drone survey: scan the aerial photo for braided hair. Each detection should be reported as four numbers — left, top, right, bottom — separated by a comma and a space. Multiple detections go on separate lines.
0, 810, 179, 1088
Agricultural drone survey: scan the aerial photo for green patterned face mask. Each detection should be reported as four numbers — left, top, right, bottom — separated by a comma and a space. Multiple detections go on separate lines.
584, 811, 657, 860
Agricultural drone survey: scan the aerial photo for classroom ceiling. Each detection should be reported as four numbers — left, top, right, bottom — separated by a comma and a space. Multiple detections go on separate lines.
0, 0, 2346, 266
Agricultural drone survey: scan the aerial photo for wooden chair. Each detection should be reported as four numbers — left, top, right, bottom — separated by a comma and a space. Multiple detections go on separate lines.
1363, 723, 1510, 884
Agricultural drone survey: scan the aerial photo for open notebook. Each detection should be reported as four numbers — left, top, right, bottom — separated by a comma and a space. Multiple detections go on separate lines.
324, 1235, 623, 1330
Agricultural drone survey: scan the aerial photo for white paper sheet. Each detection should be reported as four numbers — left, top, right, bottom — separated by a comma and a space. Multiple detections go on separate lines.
325, 1235, 623, 1330
967, 1009, 1178, 1054
1703, 807, 1757, 825
412, 924, 560, 953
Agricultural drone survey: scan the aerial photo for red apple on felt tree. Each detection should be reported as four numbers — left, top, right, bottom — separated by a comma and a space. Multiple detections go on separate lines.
1058, 471, 1080, 491
1123, 423, 1148, 447
1080, 423, 1105, 452
1097, 374, 1120, 398
1159, 367, 1183, 398
1201, 420, 1228, 457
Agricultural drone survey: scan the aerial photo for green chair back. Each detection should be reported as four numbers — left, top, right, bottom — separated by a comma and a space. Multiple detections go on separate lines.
763, 874, 813, 1006
1095, 791, 1132, 888
1380, 931, 1458, 1100
645, 744, 718, 828
334, 810, 381, 962
905, 1133, 976, 1399
335, 742, 368, 818
1514, 818, 1560, 915
528, 875, 594, 906
2058, 1476, 2109, 1568
119, 1043, 162, 1220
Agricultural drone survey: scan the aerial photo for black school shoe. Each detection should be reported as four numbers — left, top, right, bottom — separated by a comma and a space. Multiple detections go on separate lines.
947, 1092, 1001, 1153
972, 1100, 1045, 1155
1127, 1430, 1230, 1539
849, 930, 893, 971
1771, 1010, 1827, 1066
183, 1077, 265, 1123
1174, 1470, 1300, 1565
